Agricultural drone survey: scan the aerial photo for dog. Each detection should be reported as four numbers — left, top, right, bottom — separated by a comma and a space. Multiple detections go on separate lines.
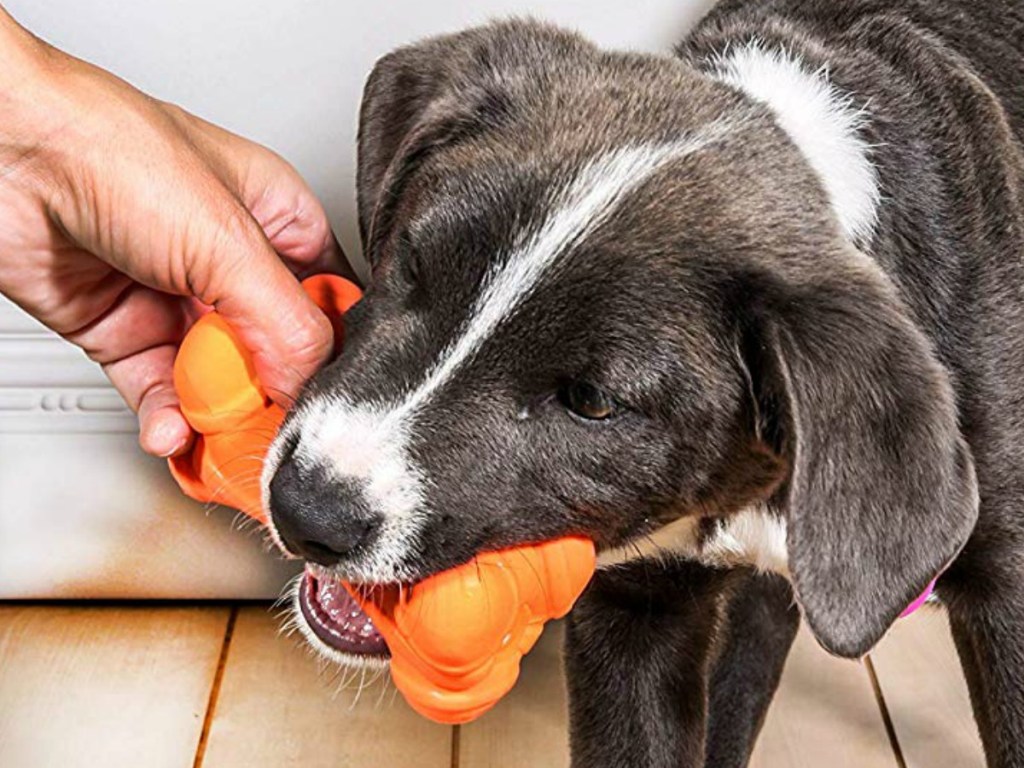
263, 1, 1024, 765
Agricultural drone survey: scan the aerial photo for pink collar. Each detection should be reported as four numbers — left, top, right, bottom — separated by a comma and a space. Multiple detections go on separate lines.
900, 577, 938, 618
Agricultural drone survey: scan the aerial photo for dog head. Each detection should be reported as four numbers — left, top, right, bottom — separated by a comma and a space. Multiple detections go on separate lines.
265, 20, 978, 660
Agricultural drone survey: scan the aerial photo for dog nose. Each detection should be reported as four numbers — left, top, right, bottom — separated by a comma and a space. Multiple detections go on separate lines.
268, 458, 380, 566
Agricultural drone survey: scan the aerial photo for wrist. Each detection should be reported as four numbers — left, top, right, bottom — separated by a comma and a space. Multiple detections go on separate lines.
0, 7, 52, 85
0, 10, 60, 162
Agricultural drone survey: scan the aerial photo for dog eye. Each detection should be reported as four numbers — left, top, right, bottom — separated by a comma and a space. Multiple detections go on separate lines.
559, 380, 617, 421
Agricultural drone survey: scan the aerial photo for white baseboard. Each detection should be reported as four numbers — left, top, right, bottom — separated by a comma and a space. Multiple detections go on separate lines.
0, 297, 297, 599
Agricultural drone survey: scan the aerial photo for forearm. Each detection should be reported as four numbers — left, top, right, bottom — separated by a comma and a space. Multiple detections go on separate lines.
0, 5, 68, 182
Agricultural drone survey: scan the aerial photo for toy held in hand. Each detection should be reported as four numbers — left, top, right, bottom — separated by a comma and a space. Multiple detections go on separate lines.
168, 274, 362, 522
166, 274, 597, 724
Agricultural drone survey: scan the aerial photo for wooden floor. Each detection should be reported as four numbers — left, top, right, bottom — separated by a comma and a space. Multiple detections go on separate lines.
0, 603, 985, 768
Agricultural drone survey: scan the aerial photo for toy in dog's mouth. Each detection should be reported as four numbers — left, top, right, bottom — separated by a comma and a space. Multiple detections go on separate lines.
294, 538, 596, 724
164, 272, 598, 721
297, 569, 392, 660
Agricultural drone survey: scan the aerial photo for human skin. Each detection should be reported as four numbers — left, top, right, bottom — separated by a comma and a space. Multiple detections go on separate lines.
0, 5, 354, 457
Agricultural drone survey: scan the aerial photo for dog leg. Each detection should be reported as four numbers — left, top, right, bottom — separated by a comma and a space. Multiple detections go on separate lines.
704, 571, 799, 767
944, 561, 1024, 768
564, 558, 732, 768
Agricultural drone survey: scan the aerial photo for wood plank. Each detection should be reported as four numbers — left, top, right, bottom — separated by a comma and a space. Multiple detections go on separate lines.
750, 624, 899, 767
869, 607, 985, 768
0, 603, 229, 768
458, 619, 901, 768
459, 621, 570, 768
200, 605, 452, 768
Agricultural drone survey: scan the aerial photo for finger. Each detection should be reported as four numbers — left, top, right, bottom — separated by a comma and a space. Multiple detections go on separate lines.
102, 343, 193, 457
180, 204, 334, 405
63, 282, 189, 365
314, 229, 362, 286
140, 398, 193, 458
123, 189, 331, 406
63, 283, 196, 455
207, 248, 334, 404
161, 103, 337, 270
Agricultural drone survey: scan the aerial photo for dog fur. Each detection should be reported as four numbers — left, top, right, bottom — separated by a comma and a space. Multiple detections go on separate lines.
265, 2, 1024, 765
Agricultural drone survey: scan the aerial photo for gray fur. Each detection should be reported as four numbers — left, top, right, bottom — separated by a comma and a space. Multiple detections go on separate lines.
268, 2, 1024, 765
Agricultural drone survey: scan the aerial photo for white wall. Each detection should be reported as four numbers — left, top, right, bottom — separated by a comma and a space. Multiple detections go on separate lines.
6, 0, 716, 274
0, 0, 715, 598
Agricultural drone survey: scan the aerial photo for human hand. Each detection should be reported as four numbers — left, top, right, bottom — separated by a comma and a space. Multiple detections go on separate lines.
0, 8, 351, 457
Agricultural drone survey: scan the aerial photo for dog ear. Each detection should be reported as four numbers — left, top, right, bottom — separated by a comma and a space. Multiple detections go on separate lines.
743, 250, 979, 657
356, 42, 467, 257
357, 21, 577, 263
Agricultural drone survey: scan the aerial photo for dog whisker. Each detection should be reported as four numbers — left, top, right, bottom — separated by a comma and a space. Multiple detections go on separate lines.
374, 671, 393, 709
350, 667, 372, 709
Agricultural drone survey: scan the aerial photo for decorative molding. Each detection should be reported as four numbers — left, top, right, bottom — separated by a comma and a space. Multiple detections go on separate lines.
1, 297, 135, 433
0, 337, 111, 388
0, 387, 135, 433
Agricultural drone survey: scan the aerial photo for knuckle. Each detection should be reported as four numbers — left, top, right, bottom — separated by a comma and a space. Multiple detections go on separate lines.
188, 205, 263, 299
292, 311, 333, 362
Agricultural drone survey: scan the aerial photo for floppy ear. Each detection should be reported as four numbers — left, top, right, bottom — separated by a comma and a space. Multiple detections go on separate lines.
357, 21, 567, 262
356, 43, 466, 256
745, 250, 979, 657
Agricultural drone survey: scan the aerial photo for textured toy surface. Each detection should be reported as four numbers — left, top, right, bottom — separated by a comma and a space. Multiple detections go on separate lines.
168, 274, 362, 522
348, 535, 595, 723
166, 274, 597, 723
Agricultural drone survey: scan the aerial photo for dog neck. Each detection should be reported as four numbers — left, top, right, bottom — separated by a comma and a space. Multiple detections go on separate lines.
597, 507, 790, 574
706, 41, 881, 246
601, 43, 886, 578
598, 50, 945, 618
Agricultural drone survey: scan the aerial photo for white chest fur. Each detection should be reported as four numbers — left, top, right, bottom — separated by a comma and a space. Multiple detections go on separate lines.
597, 507, 790, 575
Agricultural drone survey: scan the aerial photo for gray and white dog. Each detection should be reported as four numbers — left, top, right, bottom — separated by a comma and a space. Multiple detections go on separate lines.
263, 1, 1024, 765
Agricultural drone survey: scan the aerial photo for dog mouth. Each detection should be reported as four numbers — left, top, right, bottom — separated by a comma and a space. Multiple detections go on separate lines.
297, 569, 391, 659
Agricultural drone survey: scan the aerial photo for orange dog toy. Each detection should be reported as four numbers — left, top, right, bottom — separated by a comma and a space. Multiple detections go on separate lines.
168, 274, 362, 521
346, 536, 595, 722
167, 274, 597, 724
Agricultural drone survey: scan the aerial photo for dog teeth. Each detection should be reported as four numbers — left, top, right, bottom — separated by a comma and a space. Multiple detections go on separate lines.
317, 578, 357, 623
312, 575, 383, 643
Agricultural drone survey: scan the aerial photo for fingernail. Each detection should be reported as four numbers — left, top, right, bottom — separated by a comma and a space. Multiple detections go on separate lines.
158, 434, 190, 458
159, 443, 183, 458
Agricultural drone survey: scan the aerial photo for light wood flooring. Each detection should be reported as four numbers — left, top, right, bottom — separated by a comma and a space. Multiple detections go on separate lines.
0, 604, 986, 767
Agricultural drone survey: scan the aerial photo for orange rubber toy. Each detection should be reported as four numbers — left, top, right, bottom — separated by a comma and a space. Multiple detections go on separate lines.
168, 274, 363, 522
167, 274, 597, 724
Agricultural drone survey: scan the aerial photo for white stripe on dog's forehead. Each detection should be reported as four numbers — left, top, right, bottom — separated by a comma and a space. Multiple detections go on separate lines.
271, 120, 739, 579
398, 119, 738, 415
